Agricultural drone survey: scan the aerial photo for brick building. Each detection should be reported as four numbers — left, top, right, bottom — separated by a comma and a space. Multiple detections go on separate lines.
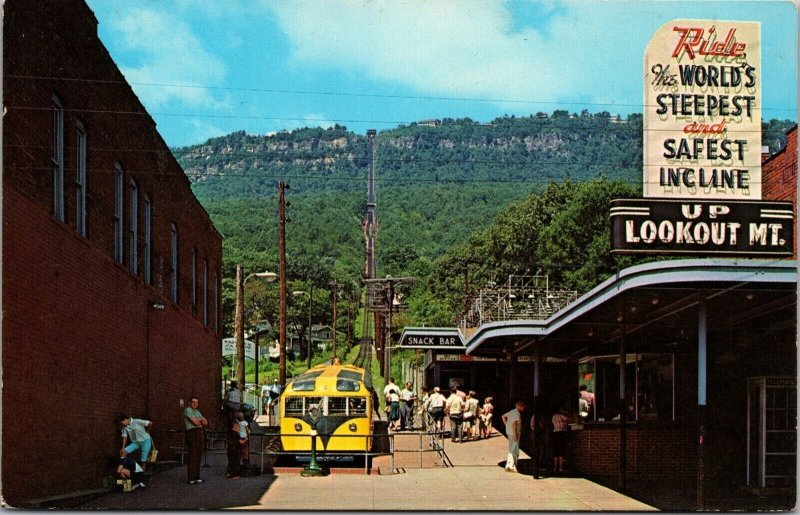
763, 125, 798, 258
3, 0, 223, 505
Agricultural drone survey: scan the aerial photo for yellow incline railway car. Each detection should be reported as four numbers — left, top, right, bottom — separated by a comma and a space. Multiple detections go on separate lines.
280, 363, 373, 453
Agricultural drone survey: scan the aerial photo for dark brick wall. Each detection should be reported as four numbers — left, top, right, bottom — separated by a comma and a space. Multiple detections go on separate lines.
3, 0, 223, 505
572, 424, 696, 482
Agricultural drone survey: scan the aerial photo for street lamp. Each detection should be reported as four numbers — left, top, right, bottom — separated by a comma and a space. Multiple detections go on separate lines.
292, 288, 313, 370
236, 267, 277, 396
301, 403, 326, 477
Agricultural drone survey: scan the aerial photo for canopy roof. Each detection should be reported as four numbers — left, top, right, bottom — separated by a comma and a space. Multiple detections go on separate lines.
465, 259, 797, 359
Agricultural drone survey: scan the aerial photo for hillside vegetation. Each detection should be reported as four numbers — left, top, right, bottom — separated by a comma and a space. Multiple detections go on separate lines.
175, 113, 795, 337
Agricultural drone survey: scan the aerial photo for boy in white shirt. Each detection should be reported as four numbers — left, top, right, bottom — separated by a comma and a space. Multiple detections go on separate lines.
501, 401, 526, 472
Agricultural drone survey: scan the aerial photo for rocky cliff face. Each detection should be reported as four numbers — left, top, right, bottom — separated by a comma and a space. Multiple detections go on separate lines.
173, 116, 794, 200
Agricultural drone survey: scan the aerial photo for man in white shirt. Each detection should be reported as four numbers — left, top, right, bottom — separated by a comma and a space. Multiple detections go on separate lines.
445, 386, 465, 442
426, 387, 447, 432
399, 382, 417, 430
226, 380, 242, 422
383, 378, 399, 398
260, 380, 272, 416
266, 378, 283, 423
501, 401, 526, 472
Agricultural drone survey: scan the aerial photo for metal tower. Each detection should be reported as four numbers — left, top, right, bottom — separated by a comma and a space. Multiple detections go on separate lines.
364, 129, 378, 280
360, 129, 384, 371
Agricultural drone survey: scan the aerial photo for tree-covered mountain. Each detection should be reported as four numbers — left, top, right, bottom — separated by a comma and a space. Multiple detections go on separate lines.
174, 113, 795, 335
178, 112, 650, 201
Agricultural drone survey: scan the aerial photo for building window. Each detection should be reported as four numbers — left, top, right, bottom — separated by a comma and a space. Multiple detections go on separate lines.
203, 259, 209, 327
129, 179, 138, 274
579, 353, 675, 423
170, 223, 179, 303
75, 121, 87, 236
52, 95, 65, 222
114, 164, 124, 264
214, 271, 219, 333
144, 194, 152, 285
191, 247, 197, 309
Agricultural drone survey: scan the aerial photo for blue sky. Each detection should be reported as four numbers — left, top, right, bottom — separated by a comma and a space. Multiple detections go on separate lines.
85, 0, 798, 148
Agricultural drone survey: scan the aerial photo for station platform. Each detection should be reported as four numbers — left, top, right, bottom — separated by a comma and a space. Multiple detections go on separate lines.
78, 422, 655, 511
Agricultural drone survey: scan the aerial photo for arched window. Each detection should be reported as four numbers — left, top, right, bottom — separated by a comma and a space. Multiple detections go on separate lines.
170, 223, 179, 303
75, 120, 87, 236
52, 95, 64, 222
114, 163, 124, 264
204, 259, 209, 327
144, 194, 152, 284
129, 179, 138, 274
214, 270, 219, 333
191, 247, 197, 309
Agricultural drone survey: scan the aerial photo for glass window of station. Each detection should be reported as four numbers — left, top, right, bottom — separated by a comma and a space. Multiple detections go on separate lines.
578, 353, 675, 423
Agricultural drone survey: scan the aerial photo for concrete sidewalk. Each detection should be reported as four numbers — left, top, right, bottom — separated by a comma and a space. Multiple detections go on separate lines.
78, 427, 655, 511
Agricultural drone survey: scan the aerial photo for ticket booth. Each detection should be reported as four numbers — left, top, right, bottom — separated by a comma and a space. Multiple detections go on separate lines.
747, 377, 797, 488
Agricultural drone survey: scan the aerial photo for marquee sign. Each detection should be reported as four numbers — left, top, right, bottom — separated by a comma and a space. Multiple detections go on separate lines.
643, 19, 761, 199
610, 199, 793, 256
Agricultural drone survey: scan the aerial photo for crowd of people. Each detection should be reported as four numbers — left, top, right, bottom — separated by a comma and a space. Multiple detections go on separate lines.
115, 396, 209, 488
379, 379, 596, 476
113, 377, 274, 491
383, 379, 496, 444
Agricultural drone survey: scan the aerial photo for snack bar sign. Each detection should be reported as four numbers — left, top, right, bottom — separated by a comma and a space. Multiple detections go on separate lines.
643, 20, 761, 199
403, 335, 462, 348
399, 330, 464, 350
610, 199, 793, 256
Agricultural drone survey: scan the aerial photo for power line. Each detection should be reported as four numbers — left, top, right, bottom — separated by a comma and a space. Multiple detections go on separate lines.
7, 74, 797, 113
4, 105, 405, 126
0, 143, 770, 171
5, 104, 794, 130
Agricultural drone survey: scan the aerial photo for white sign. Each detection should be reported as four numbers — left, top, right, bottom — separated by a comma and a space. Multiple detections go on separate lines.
643, 19, 761, 199
222, 337, 256, 360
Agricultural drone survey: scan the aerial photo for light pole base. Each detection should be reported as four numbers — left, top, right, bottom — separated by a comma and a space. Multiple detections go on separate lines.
301, 466, 327, 477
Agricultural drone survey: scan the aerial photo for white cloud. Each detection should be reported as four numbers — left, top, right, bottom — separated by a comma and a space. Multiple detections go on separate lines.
281, 114, 336, 131
268, 1, 664, 112
188, 119, 227, 144
108, 7, 227, 108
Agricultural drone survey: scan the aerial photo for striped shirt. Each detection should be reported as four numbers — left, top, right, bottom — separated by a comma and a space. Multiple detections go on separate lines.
552, 413, 570, 432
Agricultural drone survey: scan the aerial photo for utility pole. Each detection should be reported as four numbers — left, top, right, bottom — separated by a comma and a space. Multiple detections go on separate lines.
254, 331, 260, 387
364, 276, 413, 379
385, 280, 394, 380
363, 129, 380, 366
278, 181, 288, 385
330, 280, 338, 359
346, 286, 354, 352
307, 286, 314, 369
235, 265, 245, 394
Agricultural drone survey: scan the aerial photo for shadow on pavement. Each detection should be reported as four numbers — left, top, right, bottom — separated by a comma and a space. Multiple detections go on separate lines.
77, 454, 278, 510
497, 458, 537, 476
